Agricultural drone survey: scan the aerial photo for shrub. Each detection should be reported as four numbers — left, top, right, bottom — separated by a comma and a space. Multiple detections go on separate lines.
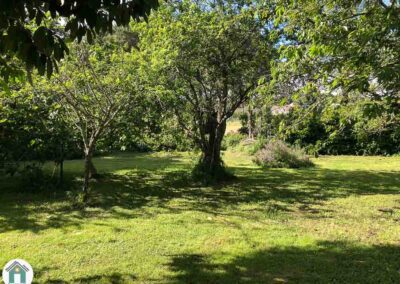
253, 140, 314, 168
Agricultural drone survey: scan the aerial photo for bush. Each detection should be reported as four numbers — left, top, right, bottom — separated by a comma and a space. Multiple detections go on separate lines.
253, 140, 314, 168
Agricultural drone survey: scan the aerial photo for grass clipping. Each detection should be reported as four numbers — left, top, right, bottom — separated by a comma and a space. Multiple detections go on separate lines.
253, 140, 314, 169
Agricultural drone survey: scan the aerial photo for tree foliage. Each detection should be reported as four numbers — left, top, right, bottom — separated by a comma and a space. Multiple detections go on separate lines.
133, 0, 275, 179
274, 0, 400, 96
249, 0, 400, 156
0, 0, 158, 80
0, 77, 78, 187
48, 35, 138, 201
259, 91, 400, 155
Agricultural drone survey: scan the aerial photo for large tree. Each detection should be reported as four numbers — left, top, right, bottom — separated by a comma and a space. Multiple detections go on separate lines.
0, 0, 158, 80
50, 36, 138, 201
134, 0, 275, 179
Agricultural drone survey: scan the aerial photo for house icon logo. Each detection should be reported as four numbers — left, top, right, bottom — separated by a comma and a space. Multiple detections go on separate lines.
2, 259, 33, 284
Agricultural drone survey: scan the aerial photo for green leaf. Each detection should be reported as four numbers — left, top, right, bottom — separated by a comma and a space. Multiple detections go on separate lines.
33, 27, 47, 51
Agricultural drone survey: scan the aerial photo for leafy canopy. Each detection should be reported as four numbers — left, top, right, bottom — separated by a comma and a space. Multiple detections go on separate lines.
274, 0, 400, 96
0, 0, 158, 80
132, 0, 275, 175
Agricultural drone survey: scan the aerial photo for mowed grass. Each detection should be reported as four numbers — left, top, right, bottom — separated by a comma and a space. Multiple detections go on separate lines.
0, 152, 399, 283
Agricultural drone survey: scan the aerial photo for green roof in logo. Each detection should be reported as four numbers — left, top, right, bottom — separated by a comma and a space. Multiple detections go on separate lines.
2, 259, 34, 284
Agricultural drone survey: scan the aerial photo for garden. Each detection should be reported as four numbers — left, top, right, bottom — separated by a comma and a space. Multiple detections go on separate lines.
1, 0, 399, 283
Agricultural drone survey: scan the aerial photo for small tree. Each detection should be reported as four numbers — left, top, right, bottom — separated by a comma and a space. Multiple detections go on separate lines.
52, 37, 137, 201
135, 1, 275, 179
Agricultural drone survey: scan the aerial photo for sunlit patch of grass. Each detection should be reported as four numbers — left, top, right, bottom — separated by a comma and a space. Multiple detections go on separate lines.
226, 119, 242, 133
0, 152, 399, 283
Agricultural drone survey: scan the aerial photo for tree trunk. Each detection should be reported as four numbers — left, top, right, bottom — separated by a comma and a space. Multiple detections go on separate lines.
247, 104, 254, 139
59, 159, 64, 185
82, 147, 94, 203
58, 142, 64, 186
88, 158, 97, 178
201, 121, 226, 172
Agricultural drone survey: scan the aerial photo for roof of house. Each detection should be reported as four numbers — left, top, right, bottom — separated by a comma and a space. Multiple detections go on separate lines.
5, 261, 29, 272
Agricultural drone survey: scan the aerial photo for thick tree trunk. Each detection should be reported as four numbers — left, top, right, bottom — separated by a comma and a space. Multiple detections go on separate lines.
201, 143, 222, 171
200, 121, 226, 172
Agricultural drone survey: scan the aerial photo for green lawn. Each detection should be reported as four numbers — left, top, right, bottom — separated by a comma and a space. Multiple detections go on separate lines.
0, 152, 399, 283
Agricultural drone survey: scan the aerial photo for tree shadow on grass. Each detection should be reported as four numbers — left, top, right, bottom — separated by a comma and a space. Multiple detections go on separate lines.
0, 156, 399, 232
166, 240, 400, 284
0, 154, 187, 233
229, 166, 399, 204
157, 166, 399, 215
